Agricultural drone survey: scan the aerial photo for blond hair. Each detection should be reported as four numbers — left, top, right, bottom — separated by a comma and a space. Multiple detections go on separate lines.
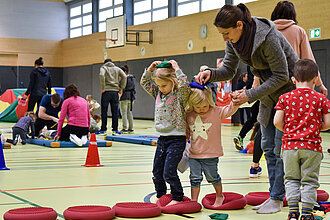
152, 68, 178, 92
186, 87, 215, 113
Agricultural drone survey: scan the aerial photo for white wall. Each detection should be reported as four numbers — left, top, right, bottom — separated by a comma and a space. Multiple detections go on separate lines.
0, 0, 68, 40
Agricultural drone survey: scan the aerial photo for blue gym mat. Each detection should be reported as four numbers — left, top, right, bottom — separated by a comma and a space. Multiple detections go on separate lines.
105, 135, 158, 146
26, 138, 112, 148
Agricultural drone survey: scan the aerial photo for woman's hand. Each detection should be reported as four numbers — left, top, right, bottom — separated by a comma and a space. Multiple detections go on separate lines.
52, 117, 59, 123
168, 60, 180, 71
231, 90, 248, 105
147, 61, 162, 72
195, 70, 211, 84
319, 84, 328, 96
54, 135, 60, 141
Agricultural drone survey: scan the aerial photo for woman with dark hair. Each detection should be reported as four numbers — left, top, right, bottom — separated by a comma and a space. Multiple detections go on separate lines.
54, 84, 90, 145
119, 64, 136, 134
271, 1, 327, 96
23, 57, 52, 112
195, 3, 299, 214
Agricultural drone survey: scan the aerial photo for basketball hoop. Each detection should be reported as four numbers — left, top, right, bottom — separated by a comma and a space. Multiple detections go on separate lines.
98, 38, 117, 59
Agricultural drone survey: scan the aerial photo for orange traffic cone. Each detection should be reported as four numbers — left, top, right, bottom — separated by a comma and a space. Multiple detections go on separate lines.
82, 133, 103, 167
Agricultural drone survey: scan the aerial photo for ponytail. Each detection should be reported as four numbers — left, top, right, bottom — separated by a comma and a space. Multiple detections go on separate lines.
214, 3, 252, 28
34, 57, 43, 66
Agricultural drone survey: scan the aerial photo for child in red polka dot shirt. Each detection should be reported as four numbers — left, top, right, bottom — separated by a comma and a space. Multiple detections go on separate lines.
274, 59, 330, 220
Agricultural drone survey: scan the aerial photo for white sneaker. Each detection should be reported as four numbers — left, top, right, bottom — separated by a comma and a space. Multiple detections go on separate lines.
70, 134, 83, 147
81, 135, 88, 146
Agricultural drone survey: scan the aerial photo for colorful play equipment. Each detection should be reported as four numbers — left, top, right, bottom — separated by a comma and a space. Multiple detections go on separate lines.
202, 192, 247, 210
105, 135, 158, 146
0, 134, 9, 170
26, 138, 112, 148
0, 87, 64, 122
63, 205, 115, 220
4, 207, 57, 220
156, 194, 202, 214
113, 202, 161, 218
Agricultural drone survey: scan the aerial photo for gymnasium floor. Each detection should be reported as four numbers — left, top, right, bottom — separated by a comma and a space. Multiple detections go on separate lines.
0, 119, 329, 220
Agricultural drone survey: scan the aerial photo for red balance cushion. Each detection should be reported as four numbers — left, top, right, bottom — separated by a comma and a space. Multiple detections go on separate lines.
202, 192, 247, 210
113, 202, 161, 218
156, 194, 202, 214
317, 190, 329, 202
63, 205, 114, 220
245, 192, 288, 206
4, 207, 57, 220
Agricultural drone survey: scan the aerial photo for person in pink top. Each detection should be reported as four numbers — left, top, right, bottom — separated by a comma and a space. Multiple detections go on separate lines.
186, 86, 239, 207
271, 1, 328, 96
274, 59, 330, 220
54, 84, 90, 144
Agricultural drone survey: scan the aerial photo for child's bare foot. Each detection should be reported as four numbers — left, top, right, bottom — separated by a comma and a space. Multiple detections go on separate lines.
213, 195, 225, 207
166, 200, 182, 206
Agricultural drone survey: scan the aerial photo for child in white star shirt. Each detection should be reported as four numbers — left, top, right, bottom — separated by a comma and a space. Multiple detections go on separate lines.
185, 86, 239, 207
274, 59, 330, 220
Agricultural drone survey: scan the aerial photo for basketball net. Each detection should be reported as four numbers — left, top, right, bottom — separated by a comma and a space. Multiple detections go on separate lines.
98, 38, 117, 59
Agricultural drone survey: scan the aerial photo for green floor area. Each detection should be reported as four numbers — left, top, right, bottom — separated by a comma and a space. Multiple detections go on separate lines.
0, 119, 329, 219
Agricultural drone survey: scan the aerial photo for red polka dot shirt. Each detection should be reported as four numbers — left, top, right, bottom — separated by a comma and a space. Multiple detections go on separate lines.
275, 88, 330, 152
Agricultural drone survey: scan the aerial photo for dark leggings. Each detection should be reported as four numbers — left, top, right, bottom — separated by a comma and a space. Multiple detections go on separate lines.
7, 127, 27, 144
27, 95, 43, 112
59, 124, 89, 142
252, 129, 263, 164
239, 101, 260, 139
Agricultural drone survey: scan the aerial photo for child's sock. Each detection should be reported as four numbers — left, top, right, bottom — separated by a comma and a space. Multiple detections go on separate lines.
288, 200, 299, 214
301, 202, 314, 218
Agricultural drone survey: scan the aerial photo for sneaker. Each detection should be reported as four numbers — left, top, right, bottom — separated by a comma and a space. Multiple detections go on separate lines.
249, 166, 262, 178
233, 136, 243, 151
300, 215, 316, 220
287, 212, 300, 220
81, 135, 88, 146
95, 130, 107, 136
70, 134, 83, 147
120, 129, 128, 134
128, 129, 134, 134
112, 130, 122, 136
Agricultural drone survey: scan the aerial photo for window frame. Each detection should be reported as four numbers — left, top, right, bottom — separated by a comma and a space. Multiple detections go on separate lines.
69, 0, 93, 38
133, 0, 168, 25
98, 0, 124, 32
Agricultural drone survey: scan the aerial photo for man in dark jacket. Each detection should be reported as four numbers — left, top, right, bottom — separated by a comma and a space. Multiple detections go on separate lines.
23, 57, 52, 112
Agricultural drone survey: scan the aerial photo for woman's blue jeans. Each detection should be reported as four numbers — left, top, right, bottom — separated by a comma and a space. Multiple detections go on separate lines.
261, 119, 285, 201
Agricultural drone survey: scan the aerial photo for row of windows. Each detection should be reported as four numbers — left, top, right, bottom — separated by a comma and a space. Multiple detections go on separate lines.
69, 0, 258, 38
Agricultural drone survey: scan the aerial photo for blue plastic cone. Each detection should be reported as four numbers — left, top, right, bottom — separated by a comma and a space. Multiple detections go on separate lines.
0, 134, 10, 170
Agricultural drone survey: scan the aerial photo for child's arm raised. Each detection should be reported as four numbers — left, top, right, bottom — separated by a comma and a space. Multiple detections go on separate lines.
273, 110, 285, 132
140, 61, 162, 98
168, 60, 190, 101
220, 101, 240, 119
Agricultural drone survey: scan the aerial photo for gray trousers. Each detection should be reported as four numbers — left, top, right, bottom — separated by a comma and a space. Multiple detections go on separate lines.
282, 149, 322, 205
120, 100, 134, 130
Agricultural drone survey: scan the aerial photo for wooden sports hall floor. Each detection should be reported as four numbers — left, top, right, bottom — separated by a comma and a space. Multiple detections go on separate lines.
0, 119, 329, 220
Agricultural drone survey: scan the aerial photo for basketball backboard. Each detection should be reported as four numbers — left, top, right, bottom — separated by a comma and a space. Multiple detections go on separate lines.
106, 15, 125, 48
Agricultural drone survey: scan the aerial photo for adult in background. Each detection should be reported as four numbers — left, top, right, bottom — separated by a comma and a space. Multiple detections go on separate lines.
236, 72, 251, 125
99, 59, 127, 135
35, 93, 62, 136
195, 4, 298, 214
119, 64, 136, 134
23, 57, 52, 112
271, 0, 328, 96
54, 84, 90, 145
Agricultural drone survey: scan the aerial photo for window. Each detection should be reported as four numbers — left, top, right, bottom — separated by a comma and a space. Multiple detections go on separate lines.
69, 0, 92, 38
133, 0, 168, 25
177, 0, 225, 17
98, 0, 123, 31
